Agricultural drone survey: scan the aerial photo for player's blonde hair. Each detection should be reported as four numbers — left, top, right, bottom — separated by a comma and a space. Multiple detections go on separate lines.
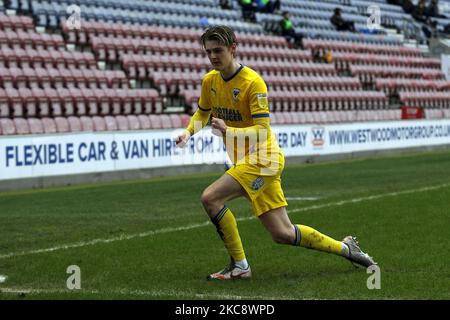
200, 25, 237, 48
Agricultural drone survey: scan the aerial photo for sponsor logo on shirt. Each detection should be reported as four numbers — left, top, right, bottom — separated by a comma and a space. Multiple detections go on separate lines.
257, 93, 268, 110
214, 107, 243, 122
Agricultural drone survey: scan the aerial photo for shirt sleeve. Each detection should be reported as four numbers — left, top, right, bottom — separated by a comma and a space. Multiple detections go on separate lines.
249, 76, 270, 119
198, 76, 212, 112
186, 75, 212, 135
186, 108, 211, 136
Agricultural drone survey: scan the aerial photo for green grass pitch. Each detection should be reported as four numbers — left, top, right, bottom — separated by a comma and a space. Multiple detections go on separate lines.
0, 150, 449, 300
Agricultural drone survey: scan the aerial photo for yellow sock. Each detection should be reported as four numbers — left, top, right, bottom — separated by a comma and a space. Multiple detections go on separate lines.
293, 224, 344, 256
211, 206, 246, 262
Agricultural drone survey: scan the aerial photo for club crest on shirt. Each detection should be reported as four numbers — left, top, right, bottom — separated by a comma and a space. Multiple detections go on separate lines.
232, 88, 240, 101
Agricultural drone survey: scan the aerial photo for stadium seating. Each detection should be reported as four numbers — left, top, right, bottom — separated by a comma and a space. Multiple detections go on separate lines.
376, 79, 450, 94
0, 109, 410, 135
303, 39, 422, 57
333, 52, 441, 71
350, 65, 446, 86
399, 91, 450, 108
0, 0, 448, 138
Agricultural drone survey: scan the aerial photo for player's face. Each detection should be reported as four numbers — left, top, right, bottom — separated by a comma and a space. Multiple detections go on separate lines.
204, 40, 235, 71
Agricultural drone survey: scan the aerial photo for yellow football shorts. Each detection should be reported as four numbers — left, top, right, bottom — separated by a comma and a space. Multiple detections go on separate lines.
226, 163, 288, 217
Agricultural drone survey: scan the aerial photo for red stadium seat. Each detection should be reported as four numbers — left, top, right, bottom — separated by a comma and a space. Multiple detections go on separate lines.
69, 88, 86, 116
116, 115, 129, 131
67, 116, 82, 132
443, 109, 450, 119
6, 88, 23, 117
82, 89, 98, 116
104, 116, 118, 131
56, 88, 74, 116
18, 16, 35, 32
127, 115, 141, 131
80, 116, 94, 131
54, 117, 70, 133
0, 88, 9, 117
92, 116, 106, 131
93, 70, 108, 88
0, 118, 16, 135
14, 118, 30, 135
169, 114, 182, 128
93, 89, 109, 116
0, 15, 14, 31
2, 68, 17, 88
43, 88, 62, 116
16, 88, 34, 117
42, 117, 57, 134
16, 67, 30, 89
160, 114, 172, 129
135, 115, 149, 130
66, 69, 81, 88
180, 114, 191, 128
287, 112, 299, 124
149, 114, 162, 129
275, 113, 286, 124
28, 118, 44, 134
121, 90, 134, 115
425, 109, 443, 120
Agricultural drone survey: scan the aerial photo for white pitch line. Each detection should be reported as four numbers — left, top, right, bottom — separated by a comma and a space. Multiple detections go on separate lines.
288, 183, 450, 214
0, 221, 210, 260
285, 197, 321, 201
0, 287, 296, 300
0, 182, 449, 260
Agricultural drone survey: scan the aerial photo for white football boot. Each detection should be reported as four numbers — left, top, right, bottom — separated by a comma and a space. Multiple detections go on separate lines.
342, 236, 378, 268
207, 263, 252, 280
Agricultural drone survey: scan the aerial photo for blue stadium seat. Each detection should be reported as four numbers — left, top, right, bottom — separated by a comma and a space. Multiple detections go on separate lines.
8, 0, 20, 11
34, 9, 49, 27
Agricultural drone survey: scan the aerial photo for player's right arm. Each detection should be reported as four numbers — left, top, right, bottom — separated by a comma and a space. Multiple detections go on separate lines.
176, 107, 211, 147
176, 76, 212, 147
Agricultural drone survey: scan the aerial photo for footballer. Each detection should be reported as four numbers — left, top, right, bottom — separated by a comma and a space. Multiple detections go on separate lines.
176, 25, 377, 280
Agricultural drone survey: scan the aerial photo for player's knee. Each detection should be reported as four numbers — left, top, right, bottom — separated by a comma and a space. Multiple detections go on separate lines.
271, 230, 293, 245
200, 190, 221, 215
200, 190, 214, 207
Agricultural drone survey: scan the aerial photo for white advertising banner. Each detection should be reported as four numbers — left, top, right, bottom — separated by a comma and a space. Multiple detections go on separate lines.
1, 120, 450, 180
442, 54, 450, 81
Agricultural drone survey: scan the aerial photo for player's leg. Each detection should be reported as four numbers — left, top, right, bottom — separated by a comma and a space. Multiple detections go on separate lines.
258, 206, 348, 255
201, 172, 245, 218
258, 207, 377, 267
201, 173, 251, 280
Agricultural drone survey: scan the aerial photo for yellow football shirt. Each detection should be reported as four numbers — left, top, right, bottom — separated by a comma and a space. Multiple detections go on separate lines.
197, 65, 283, 173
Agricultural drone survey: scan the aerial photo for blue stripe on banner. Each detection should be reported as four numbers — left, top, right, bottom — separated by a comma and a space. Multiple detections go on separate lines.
252, 113, 270, 118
